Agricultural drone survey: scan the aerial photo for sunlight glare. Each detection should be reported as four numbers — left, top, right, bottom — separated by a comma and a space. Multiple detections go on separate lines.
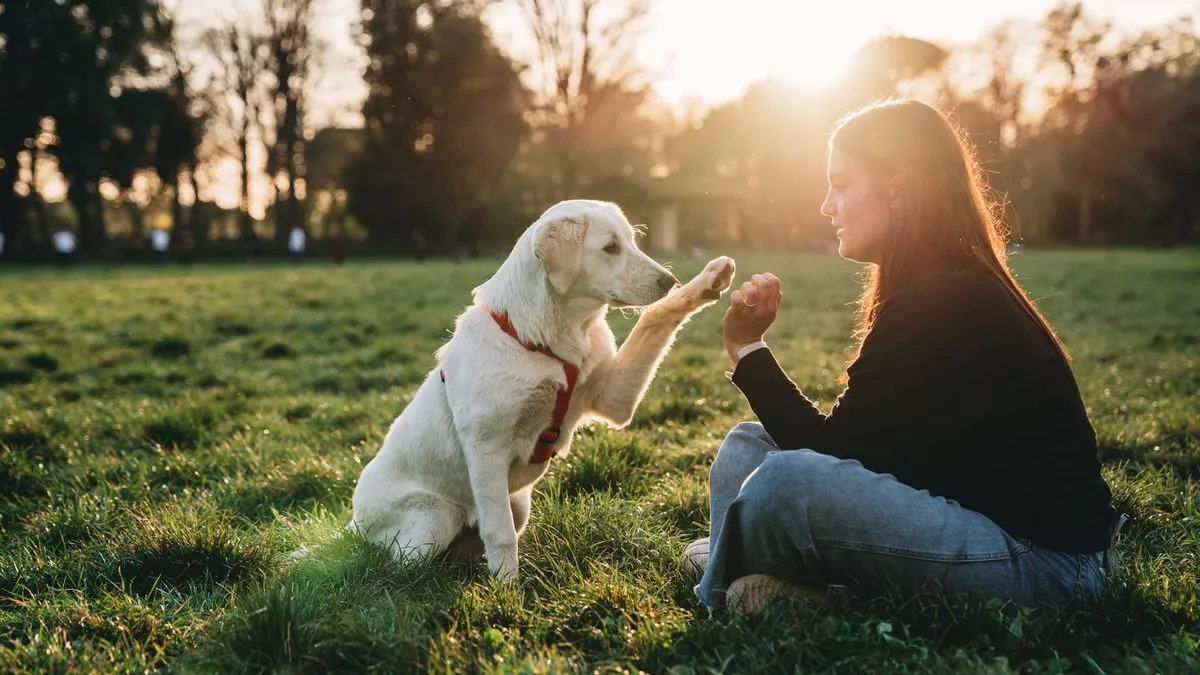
759, 3, 862, 90
645, 0, 869, 107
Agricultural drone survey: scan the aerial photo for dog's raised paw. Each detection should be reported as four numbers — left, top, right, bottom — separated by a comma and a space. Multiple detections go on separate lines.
706, 256, 736, 293
677, 256, 736, 308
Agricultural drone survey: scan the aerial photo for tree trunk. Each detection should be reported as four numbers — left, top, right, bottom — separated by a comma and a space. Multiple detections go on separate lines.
275, 96, 303, 244
92, 186, 107, 253
0, 146, 19, 252
70, 181, 106, 253
30, 194, 48, 246
239, 105, 254, 240
185, 161, 204, 243
172, 173, 186, 236
271, 174, 284, 242
125, 198, 145, 241
285, 131, 301, 239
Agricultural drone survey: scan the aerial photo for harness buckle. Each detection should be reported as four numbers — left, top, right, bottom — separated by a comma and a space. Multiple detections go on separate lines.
538, 426, 561, 445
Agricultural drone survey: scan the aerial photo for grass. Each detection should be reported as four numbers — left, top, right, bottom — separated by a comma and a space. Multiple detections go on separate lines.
1, 249, 1198, 673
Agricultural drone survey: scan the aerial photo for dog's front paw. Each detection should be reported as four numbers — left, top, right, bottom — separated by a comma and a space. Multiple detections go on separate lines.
487, 545, 520, 583
676, 256, 736, 309
492, 558, 519, 583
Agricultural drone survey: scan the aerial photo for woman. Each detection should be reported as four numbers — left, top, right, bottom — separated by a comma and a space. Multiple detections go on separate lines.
687, 99, 1118, 614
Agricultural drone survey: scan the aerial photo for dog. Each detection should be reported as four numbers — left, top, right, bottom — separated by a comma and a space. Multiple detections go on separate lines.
349, 199, 735, 581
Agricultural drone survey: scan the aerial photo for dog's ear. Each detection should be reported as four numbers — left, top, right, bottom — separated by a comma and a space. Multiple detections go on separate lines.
532, 216, 587, 294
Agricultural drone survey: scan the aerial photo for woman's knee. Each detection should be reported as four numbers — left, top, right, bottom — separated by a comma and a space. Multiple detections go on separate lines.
740, 450, 844, 508
710, 422, 775, 484
729, 421, 773, 445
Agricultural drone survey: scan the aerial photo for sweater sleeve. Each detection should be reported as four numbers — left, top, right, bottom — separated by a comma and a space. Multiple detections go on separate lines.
728, 346, 827, 449
730, 275, 992, 473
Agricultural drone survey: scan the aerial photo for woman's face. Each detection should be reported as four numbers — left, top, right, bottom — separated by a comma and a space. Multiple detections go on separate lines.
820, 148, 893, 265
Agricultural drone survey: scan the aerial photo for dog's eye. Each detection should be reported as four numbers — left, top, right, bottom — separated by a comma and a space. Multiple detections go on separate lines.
603, 242, 620, 255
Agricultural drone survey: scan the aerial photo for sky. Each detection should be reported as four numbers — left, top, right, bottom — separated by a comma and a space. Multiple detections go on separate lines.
150, 0, 1200, 210
171, 0, 1199, 128
627, 0, 1198, 108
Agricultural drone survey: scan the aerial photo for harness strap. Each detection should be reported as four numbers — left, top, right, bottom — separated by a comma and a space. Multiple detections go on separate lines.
486, 308, 578, 463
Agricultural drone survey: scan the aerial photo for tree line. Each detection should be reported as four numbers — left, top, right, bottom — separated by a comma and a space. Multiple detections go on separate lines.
1, 0, 1197, 261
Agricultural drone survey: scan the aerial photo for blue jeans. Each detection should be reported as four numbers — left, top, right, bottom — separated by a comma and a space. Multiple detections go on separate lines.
696, 422, 1106, 610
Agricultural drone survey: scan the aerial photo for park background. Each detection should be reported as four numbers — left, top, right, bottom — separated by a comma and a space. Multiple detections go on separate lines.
2, 0, 1199, 261
1, 1, 1199, 673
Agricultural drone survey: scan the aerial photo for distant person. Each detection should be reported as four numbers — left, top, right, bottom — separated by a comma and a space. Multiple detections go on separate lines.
288, 226, 306, 261
151, 228, 170, 264
686, 99, 1121, 614
53, 229, 76, 267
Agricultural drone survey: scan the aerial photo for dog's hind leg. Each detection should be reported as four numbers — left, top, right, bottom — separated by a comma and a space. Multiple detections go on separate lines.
366, 492, 467, 564
511, 486, 533, 535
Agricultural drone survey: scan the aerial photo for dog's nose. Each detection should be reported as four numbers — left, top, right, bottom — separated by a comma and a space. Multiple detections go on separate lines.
658, 272, 679, 292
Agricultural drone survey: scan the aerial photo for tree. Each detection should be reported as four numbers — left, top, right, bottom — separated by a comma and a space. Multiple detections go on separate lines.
264, 0, 320, 242
59, 2, 175, 251
347, 0, 526, 252
201, 20, 269, 240
108, 89, 164, 239
159, 34, 204, 242
836, 34, 949, 109
980, 21, 1032, 151
513, 0, 654, 197
0, 0, 44, 253
305, 126, 362, 235
1037, 1, 1111, 244
0, 0, 173, 253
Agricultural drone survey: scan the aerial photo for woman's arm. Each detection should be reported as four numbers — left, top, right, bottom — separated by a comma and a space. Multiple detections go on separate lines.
730, 346, 830, 450
725, 272, 991, 474
722, 272, 838, 451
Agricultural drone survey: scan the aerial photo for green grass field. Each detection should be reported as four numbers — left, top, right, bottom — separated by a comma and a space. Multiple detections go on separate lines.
1, 249, 1198, 673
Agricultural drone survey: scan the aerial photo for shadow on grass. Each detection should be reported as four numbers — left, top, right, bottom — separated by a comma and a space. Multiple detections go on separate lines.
210, 534, 473, 672
102, 511, 275, 596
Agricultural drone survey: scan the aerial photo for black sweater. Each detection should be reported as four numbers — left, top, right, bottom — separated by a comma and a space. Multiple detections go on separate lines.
731, 268, 1114, 554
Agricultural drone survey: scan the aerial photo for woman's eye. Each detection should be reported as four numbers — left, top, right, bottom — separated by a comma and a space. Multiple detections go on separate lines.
604, 242, 620, 255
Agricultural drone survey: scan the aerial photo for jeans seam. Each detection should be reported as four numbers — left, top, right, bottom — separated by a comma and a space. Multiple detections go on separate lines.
814, 536, 1019, 563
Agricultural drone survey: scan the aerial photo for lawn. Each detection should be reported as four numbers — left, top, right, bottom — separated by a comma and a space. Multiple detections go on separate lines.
1, 249, 1198, 673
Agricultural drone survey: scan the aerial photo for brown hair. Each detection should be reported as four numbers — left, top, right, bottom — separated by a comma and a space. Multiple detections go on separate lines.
829, 99, 1069, 360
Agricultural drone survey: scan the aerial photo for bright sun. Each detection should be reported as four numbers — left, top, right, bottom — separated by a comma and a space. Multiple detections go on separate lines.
770, 46, 857, 90
644, 0, 869, 108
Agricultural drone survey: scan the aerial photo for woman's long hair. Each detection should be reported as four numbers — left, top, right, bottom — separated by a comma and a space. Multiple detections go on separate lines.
830, 99, 1069, 360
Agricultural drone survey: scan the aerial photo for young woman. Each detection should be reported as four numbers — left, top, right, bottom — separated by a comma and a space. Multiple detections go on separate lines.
686, 99, 1118, 614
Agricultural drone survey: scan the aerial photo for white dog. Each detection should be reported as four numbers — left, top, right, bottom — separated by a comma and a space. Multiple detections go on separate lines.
350, 199, 735, 581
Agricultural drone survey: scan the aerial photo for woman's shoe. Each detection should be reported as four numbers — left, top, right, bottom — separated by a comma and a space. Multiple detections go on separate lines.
682, 537, 709, 579
726, 573, 828, 614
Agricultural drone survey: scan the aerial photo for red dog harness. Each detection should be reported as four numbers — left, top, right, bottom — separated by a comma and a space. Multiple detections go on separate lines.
441, 309, 579, 463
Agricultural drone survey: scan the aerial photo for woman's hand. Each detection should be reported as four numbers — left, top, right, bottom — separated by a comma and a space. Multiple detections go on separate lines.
723, 273, 782, 364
